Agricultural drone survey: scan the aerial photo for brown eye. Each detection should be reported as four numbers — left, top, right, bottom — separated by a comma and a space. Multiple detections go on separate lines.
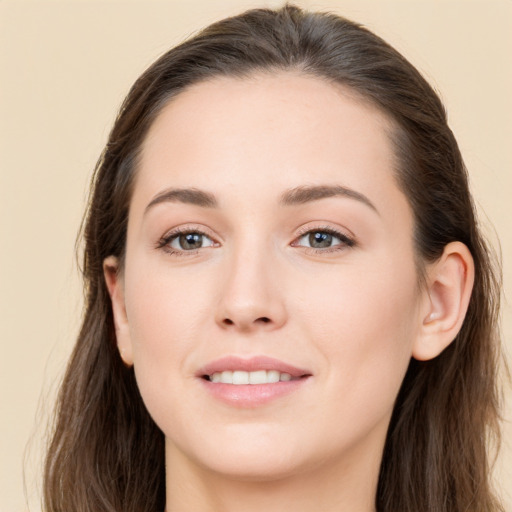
169, 232, 215, 251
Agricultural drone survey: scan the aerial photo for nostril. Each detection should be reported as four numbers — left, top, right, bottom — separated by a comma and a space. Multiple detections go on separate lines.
221, 317, 271, 326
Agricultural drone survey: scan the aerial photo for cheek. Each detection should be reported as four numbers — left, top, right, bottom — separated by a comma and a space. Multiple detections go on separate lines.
296, 256, 419, 419
299, 253, 419, 341
122, 263, 213, 412
124, 257, 212, 347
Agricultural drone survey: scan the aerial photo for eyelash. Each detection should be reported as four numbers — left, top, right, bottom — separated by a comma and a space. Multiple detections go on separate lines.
293, 226, 356, 254
156, 226, 217, 256
156, 225, 356, 256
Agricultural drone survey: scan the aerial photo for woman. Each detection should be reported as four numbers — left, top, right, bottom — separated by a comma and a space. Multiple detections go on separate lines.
43, 4, 504, 511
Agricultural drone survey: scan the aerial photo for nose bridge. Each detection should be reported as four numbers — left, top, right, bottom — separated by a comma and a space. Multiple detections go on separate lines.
216, 233, 286, 331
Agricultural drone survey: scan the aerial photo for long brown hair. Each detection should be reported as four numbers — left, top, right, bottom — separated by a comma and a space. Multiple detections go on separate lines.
43, 4, 504, 511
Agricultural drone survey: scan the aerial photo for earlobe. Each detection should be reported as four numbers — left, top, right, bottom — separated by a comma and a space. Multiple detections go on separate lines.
412, 242, 475, 361
103, 256, 134, 366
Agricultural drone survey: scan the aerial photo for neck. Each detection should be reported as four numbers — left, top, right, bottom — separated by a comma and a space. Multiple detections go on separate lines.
164, 441, 381, 512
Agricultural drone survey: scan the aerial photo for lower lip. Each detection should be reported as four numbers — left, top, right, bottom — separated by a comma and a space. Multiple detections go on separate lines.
200, 378, 310, 408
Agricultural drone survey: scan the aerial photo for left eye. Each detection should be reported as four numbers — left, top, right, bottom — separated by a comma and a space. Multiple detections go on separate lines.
296, 230, 353, 249
168, 232, 215, 251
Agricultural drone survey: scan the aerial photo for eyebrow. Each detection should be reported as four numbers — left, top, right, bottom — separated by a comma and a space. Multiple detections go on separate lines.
144, 184, 378, 215
145, 187, 218, 214
280, 185, 378, 214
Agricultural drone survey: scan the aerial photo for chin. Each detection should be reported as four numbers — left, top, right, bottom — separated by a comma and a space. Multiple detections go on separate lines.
198, 452, 308, 483
169, 425, 315, 482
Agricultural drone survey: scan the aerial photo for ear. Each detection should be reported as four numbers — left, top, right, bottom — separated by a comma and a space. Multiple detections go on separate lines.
103, 256, 134, 366
412, 241, 475, 361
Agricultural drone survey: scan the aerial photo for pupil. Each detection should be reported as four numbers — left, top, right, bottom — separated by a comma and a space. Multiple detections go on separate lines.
309, 232, 332, 248
180, 233, 202, 250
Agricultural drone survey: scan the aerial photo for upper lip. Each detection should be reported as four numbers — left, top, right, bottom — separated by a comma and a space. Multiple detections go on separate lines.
197, 356, 311, 378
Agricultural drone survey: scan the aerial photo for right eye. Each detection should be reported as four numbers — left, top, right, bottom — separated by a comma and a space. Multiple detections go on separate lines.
169, 232, 215, 251
157, 229, 217, 255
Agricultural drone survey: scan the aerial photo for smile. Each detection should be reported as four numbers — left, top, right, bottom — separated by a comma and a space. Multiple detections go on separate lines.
198, 356, 311, 407
206, 370, 299, 384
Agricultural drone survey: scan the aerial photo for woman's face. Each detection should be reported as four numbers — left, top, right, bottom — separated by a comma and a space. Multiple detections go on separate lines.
111, 73, 429, 480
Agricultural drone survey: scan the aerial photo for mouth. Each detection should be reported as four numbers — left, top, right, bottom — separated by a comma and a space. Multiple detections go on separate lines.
203, 370, 306, 384
197, 356, 312, 407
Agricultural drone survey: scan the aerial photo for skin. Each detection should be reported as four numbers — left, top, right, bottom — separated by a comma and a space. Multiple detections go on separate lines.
104, 72, 474, 512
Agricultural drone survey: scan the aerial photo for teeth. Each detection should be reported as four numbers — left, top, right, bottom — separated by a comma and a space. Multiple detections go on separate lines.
267, 370, 280, 383
232, 371, 249, 384
219, 371, 232, 384
249, 370, 266, 384
210, 370, 298, 384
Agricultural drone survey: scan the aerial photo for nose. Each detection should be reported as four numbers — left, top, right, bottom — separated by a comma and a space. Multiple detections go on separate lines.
215, 245, 287, 333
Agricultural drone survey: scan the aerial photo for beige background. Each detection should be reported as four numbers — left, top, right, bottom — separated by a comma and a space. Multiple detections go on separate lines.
1, 1, 510, 511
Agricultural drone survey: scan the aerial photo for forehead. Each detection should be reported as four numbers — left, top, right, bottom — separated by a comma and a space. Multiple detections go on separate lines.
135, 71, 405, 215
142, 71, 394, 159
